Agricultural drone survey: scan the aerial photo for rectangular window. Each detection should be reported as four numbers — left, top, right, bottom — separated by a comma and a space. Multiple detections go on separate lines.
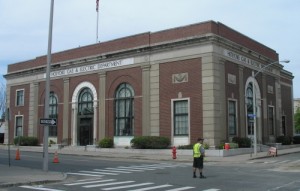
16, 89, 24, 106
228, 100, 237, 136
15, 116, 23, 137
268, 106, 275, 135
282, 116, 286, 136
173, 100, 189, 136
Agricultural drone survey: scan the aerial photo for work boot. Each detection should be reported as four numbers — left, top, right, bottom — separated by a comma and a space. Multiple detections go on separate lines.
193, 173, 196, 178
200, 175, 206, 179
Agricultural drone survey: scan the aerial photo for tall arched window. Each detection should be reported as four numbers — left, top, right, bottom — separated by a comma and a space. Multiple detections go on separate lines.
246, 83, 254, 135
49, 92, 58, 137
78, 88, 94, 115
115, 83, 134, 136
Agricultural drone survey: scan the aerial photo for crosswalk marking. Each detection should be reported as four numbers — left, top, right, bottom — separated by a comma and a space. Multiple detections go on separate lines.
264, 160, 277, 164
63, 163, 193, 187
66, 172, 103, 177
64, 179, 115, 186
249, 159, 300, 165
29, 175, 198, 191
19, 186, 64, 191
276, 160, 290, 164
79, 170, 119, 175
102, 182, 154, 190
83, 180, 135, 188
165, 186, 195, 191
105, 167, 144, 172
77, 178, 103, 182
94, 169, 132, 173
114, 166, 157, 170
128, 184, 172, 191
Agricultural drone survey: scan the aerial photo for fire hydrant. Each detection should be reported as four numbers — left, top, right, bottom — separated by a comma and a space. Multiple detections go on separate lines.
172, 146, 177, 159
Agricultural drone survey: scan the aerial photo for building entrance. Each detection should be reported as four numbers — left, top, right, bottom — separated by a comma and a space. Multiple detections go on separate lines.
78, 116, 93, 146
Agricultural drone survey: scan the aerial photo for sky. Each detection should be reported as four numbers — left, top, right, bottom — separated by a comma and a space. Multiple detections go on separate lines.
0, 0, 299, 98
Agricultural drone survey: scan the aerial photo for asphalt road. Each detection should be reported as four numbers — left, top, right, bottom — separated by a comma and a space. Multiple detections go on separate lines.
1, 150, 300, 191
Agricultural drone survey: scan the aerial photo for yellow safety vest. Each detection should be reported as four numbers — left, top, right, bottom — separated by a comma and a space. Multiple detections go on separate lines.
193, 143, 202, 158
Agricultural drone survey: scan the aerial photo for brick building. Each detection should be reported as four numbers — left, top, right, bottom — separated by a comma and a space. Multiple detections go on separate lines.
4, 21, 294, 147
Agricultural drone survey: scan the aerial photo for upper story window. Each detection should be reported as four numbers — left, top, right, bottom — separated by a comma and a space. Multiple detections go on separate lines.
115, 83, 134, 136
78, 88, 94, 115
16, 89, 24, 106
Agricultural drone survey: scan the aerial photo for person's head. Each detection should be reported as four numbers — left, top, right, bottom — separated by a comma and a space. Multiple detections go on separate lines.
197, 138, 204, 143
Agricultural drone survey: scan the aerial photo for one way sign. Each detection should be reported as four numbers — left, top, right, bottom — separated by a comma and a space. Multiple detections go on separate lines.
40, 118, 57, 126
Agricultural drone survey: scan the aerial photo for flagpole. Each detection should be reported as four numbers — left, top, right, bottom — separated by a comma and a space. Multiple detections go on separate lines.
96, 10, 99, 43
96, 0, 99, 43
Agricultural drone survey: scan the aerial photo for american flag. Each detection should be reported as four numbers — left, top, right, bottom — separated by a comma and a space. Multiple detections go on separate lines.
96, 0, 99, 12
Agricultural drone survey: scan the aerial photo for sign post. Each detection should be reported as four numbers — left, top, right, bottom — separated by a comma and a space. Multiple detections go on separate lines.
43, 0, 54, 172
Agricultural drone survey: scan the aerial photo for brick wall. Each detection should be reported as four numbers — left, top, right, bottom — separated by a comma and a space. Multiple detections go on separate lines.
159, 58, 202, 143
106, 67, 142, 137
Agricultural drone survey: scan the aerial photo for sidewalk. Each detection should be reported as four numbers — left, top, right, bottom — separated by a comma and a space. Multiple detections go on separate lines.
0, 165, 66, 189
1, 145, 300, 188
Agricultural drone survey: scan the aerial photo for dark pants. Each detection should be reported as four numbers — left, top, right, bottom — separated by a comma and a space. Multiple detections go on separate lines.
193, 157, 203, 169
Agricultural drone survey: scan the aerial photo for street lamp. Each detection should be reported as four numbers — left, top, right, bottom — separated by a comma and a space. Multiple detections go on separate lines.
252, 59, 290, 155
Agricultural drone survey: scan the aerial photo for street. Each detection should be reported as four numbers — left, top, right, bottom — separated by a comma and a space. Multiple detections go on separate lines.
0, 150, 300, 191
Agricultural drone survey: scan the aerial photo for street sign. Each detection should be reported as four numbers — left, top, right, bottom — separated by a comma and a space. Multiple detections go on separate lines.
40, 118, 57, 126
247, 114, 256, 118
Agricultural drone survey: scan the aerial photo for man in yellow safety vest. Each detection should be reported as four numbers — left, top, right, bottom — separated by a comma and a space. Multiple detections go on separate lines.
193, 137, 206, 178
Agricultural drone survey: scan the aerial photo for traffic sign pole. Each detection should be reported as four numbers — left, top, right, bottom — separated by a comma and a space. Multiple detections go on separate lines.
43, 0, 54, 172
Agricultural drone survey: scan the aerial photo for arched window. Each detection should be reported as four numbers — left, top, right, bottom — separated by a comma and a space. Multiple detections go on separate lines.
246, 83, 254, 135
78, 88, 94, 115
49, 92, 58, 137
115, 83, 134, 136
246, 83, 253, 113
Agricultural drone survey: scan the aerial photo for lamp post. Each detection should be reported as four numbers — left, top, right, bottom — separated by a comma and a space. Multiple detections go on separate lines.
252, 59, 290, 155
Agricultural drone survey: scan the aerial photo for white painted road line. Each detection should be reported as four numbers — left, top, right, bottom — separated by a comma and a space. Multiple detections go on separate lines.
102, 182, 154, 190
276, 160, 290, 164
77, 178, 103, 182
64, 179, 115, 186
83, 180, 135, 188
66, 172, 103, 177
94, 169, 132, 173
79, 170, 118, 175
114, 166, 156, 170
165, 187, 195, 191
105, 167, 144, 172
19, 186, 64, 191
128, 184, 172, 191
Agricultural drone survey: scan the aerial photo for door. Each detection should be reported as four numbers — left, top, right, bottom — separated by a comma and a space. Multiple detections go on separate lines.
78, 117, 93, 146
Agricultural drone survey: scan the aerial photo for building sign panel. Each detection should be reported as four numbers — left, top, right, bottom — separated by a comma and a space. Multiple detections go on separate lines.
46, 58, 134, 78
224, 49, 272, 73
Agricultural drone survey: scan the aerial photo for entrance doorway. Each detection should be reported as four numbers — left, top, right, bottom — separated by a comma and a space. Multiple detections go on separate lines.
78, 116, 93, 146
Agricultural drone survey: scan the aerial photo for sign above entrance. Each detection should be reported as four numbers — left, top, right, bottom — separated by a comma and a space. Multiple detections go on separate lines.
46, 58, 134, 78
40, 118, 57, 126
